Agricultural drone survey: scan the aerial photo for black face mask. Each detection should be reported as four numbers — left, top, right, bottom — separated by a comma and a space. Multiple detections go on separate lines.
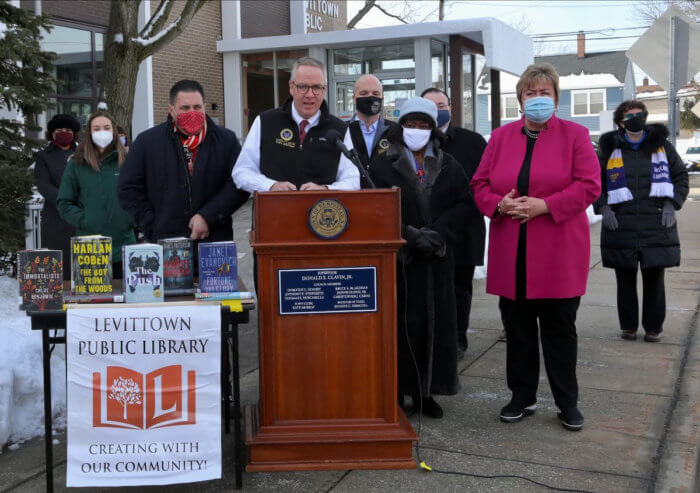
356, 96, 383, 116
623, 114, 646, 133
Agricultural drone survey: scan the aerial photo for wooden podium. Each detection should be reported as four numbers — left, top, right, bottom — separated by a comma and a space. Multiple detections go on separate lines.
246, 189, 417, 471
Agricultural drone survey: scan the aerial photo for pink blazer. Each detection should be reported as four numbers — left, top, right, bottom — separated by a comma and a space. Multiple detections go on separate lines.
471, 116, 601, 300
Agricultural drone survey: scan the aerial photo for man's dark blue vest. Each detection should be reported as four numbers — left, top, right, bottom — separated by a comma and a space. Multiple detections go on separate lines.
259, 98, 346, 188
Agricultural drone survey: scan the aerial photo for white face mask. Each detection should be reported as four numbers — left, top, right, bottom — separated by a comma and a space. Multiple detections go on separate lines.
91, 130, 113, 149
403, 127, 431, 151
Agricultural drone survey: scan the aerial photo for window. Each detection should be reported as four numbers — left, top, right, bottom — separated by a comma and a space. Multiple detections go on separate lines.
486, 94, 520, 121
332, 43, 414, 75
40, 22, 105, 129
571, 90, 606, 117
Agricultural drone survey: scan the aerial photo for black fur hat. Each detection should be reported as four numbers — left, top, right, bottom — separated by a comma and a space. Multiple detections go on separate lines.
47, 114, 81, 134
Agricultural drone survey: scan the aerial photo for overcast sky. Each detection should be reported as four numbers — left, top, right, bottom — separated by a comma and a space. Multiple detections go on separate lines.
347, 0, 663, 83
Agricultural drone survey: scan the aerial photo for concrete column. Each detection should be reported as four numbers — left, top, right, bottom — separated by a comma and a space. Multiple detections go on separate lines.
290, 0, 306, 35
132, 0, 154, 137
223, 52, 244, 138
221, 0, 241, 39
414, 37, 431, 95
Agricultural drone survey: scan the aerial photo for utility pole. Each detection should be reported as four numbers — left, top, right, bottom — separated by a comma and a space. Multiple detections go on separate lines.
667, 15, 689, 147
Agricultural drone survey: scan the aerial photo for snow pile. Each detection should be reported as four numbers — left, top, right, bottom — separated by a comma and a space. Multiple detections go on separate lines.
0, 276, 66, 453
113, 33, 124, 43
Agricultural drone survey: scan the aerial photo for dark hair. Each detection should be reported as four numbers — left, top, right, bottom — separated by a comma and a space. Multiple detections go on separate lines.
385, 118, 446, 147
420, 87, 450, 104
45, 113, 81, 141
613, 100, 647, 129
169, 79, 205, 104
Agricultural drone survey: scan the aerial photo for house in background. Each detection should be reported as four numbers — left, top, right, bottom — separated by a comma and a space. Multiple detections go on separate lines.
476, 33, 636, 140
636, 78, 700, 141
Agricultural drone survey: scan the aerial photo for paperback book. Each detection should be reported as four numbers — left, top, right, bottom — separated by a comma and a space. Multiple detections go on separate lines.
71, 235, 112, 297
198, 241, 238, 293
123, 243, 164, 303
17, 249, 63, 311
158, 237, 194, 295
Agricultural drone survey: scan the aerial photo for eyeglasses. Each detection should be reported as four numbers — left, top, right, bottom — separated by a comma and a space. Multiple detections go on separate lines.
623, 110, 647, 120
293, 83, 326, 95
403, 121, 432, 130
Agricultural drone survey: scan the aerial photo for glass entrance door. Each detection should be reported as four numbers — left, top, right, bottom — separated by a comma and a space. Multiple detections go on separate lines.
335, 75, 416, 123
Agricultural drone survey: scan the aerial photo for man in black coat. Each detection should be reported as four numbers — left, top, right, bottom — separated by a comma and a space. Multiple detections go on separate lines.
118, 79, 249, 242
340, 74, 395, 188
422, 88, 487, 356
232, 57, 358, 193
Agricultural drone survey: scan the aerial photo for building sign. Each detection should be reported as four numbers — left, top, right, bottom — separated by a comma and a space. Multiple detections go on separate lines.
66, 305, 221, 487
305, 0, 346, 32
279, 267, 377, 315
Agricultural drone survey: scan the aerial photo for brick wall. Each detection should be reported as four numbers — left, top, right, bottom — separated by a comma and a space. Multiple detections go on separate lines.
38, 0, 110, 27
241, 0, 290, 38
151, 0, 225, 126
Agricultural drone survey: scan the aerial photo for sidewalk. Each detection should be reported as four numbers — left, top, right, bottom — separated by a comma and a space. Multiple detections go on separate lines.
1, 196, 698, 492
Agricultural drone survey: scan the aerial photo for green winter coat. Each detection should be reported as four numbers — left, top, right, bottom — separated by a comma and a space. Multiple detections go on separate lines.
57, 151, 135, 263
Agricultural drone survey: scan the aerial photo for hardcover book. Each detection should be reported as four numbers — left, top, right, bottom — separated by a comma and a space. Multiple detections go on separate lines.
71, 235, 112, 297
198, 241, 238, 293
17, 249, 63, 311
158, 237, 194, 295
122, 244, 164, 303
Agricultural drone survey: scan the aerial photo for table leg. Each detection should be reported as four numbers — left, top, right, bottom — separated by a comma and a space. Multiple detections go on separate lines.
42, 330, 54, 493
231, 322, 242, 490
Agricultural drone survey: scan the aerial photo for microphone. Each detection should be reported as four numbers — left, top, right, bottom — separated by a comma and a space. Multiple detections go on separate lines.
326, 129, 376, 189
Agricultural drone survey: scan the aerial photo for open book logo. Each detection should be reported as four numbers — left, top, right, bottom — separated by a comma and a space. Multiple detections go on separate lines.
92, 365, 196, 429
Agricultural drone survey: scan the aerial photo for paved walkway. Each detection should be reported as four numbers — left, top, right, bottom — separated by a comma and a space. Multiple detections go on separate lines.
2, 185, 699, 492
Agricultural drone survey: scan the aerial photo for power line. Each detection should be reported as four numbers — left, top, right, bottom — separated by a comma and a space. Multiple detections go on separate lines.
534, 35, 643, 43
532, 26, 651, 38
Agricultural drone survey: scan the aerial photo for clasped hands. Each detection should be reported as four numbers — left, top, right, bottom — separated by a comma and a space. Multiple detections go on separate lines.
270, 181, 328, 191
498, 189, 549, 223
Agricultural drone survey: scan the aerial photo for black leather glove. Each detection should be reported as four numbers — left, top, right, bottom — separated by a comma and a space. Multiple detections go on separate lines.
662, 200, 676, 228
600, 205, 618, 231
420, 227, 446, 257
403, 225, 421, 246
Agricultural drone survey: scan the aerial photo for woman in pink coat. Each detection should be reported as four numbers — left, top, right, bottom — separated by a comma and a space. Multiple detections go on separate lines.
471, 63, 600, 432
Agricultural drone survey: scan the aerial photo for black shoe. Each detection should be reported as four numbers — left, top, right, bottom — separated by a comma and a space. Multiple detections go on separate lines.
413, 395, 444, 419
499, 401, 536, 423
557, 407, 584, 431
458, 332, 468, 352
644, 332, 662, 342
621, 330, 637, 340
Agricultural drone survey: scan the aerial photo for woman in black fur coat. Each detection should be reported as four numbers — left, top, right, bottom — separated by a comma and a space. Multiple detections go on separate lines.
593, 100, 688, 342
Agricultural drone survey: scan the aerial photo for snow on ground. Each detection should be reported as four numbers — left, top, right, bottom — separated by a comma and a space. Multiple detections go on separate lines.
0, 276, 66, 453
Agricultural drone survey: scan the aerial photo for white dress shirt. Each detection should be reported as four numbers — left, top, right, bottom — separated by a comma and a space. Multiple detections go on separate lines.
339, 116, 379, 175
232, 103, 359, 193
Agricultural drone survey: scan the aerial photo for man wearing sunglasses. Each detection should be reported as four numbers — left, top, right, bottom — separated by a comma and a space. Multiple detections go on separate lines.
233, 57, 359, 192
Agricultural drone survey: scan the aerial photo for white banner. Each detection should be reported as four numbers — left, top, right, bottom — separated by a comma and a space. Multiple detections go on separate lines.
66, 304, 221, 487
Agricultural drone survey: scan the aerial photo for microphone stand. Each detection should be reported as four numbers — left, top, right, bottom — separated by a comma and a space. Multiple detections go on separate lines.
345, 148, 376, 189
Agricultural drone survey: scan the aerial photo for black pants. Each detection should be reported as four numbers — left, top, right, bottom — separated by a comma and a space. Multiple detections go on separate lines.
499, 296, 580, 410
454, 264, 475, 350
614, 266, 665, 334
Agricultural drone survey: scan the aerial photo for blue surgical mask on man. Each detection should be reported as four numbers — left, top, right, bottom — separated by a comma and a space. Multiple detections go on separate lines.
523, 97, 555, 123
436, 109, 451, 129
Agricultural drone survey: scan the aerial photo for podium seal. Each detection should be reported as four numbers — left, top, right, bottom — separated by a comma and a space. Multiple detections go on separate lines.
308, 199, 348, 240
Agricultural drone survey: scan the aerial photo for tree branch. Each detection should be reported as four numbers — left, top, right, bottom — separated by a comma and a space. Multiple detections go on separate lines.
139, 0, 175, 38
347, 0, 376, 29
134, 0, 204, 59
374, 3, 408, 24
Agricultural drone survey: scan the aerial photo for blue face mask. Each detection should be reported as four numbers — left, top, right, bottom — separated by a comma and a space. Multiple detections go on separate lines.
436, 109, 451, 128
523, 97, 555, 123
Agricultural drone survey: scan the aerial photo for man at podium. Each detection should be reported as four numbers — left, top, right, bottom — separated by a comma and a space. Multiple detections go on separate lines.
232, 57, 359, 192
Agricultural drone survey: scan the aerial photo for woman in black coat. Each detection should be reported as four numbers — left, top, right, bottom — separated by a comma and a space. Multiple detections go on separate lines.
34, 114, 80, 280
369, 97, 471, 419
594, 100, 688, 342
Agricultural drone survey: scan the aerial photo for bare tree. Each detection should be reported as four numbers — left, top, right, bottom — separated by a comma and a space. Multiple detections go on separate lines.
347, 0, 455, 28
635, 0, 699, 23
109, 376, 143, 420
102, 0, 206, 133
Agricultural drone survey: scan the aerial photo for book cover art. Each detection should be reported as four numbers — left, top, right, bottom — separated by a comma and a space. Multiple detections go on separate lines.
158, 237, 194, 295
198, 241, 238, 293
70, 235, 112, 297
123, 244, 164, 303
17, 249, 63, 311
92, 365, 195, 429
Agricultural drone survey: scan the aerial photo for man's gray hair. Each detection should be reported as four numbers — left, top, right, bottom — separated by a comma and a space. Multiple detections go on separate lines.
290, 57, 327, 85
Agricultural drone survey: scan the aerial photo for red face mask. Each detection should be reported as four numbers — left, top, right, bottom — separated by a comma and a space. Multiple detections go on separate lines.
175, 110, 205, 135
53, 131, 73, 147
